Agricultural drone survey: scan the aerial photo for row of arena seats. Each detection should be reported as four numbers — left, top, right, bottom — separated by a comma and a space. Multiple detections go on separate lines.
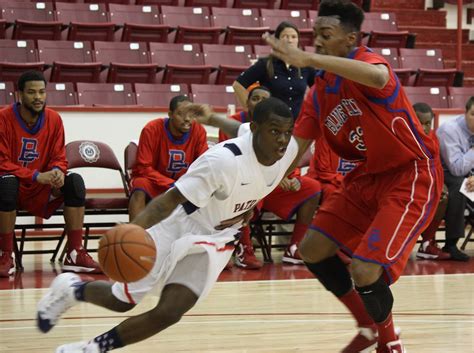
1, 81, 471, 110
0, 40, 462, 87
0, 2, 412, 48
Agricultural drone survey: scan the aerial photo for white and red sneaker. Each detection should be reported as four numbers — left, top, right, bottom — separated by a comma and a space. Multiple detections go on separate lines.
376, 336, 406, 353
234, 243, 262, 270
416, 240, 450, 260
341, 325, 378, 353
62, 248, 102, 274
0, 250, 15, 277
282, 243, 304, 265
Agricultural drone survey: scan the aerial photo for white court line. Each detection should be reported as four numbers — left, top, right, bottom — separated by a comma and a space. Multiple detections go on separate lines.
2, 317, 474, 331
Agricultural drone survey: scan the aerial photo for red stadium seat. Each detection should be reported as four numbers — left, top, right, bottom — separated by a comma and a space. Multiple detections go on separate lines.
279, 0, 318, 10
367, 30, 410, 48
448, 87, 474, 109
0, 81, 15, 106
0, 19, 6, 39
191, 84, 241, 109
134, 83, 189, 107
50, 62, 103, 83
76, 83, 137, 106
224, 26, 270, 45
260, 9, 311, 30
0, 1, 56, 22
149, 42, 213, 84
362, 12, 398, 34
12, 20, 63, 41
135, 0, 180, 5
0, 62, 45, 83
211, 7, 262, 28
0, 39, 39, 63
202, 44, 253, 84
233, 0, 276, 9
185, 0, 227, 6
45, 82, 78, 106
403, 86, 449, 109
371, 48, 400, 69
93, 41, 158, 83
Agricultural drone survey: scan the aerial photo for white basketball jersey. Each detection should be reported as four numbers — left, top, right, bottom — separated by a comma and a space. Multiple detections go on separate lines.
174, 124, 298, 233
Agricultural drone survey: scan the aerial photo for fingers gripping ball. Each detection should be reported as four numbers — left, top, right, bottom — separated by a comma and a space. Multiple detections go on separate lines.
98, 224, 156, 283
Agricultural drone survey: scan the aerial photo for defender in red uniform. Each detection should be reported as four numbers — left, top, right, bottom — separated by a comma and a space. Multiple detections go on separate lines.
128, 95, 208, 221
220, 86, 321, 267
264, 2, 443, 352
0, 71, 100, 277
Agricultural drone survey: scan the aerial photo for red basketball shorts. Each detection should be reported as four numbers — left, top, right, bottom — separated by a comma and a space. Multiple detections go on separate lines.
130, 177, 170, 199
263, 176, 321, 220
18, 183, 63, 219
311, 159, 443, 284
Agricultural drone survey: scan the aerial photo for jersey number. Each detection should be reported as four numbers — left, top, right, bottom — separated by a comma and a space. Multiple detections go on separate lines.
349, 126, 366, 151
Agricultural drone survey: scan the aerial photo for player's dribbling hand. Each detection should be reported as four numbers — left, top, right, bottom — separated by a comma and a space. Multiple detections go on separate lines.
262, 33, 313, 68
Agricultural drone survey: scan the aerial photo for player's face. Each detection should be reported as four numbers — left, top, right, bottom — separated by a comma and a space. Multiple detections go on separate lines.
313, 17, 357, 57
169, 100, 193, 135
247, 89, 271, 118
415, 111, 433, 135
465, 105, 474, 133
19, 80, 46, 115
252, 114, 294, 166
278, 27, 299, 48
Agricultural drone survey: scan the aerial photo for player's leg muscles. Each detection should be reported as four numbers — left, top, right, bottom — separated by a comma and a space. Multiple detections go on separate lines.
128, 190, 148, 222
79, 281, 136, 312
299, 228, 338, 263
116, 283, 198, 346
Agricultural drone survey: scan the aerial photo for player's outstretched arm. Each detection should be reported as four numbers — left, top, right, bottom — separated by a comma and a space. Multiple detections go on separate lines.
284, 136, 312, 177
132, 187, 187, 229
185, 103, 242, 138
263, 33, 389, 89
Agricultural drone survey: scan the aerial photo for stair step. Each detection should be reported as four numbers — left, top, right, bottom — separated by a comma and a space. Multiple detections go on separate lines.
398, 26, 470, 44
370, 0, 425, 11
415, 42, 474, 60
390, 9, 447, 27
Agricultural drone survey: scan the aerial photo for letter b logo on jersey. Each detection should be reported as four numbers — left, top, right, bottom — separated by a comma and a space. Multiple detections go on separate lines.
18, 137, 39, 167
167, 150, 188, 174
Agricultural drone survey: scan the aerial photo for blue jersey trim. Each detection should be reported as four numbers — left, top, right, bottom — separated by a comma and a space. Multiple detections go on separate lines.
12, 103, 45, 135
164, 118, 191, 145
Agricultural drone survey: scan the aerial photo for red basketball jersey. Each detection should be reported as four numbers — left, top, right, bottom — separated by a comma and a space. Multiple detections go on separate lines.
131, 118, 208, 188
295, 47, 438, 173
218, 111, 248, 143
0, 104, 67, 182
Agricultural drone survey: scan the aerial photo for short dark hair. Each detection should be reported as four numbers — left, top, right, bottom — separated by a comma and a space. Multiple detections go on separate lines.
253, 97, 292, 124
248, 85, 271, 100
413, 102, 434, 116
318, 0, 364, 32
18, 71, 46, 91
466, 96, 474, 112
169, 95, 191, 112
274, 21, 300, 40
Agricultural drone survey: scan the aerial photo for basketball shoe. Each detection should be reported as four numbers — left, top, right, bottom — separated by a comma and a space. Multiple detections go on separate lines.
0, 250, 15, 277
37, 273, 81, 333
282, 243, 304, 265
234, 243, 262, 269
341, 325, 378, 353
416, 240, 450, 260
56, 341, 101, 353
376, 336, 406, 353
63, 248, 102, 274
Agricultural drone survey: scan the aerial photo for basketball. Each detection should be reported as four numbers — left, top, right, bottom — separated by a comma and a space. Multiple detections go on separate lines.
98, 224, 156, 283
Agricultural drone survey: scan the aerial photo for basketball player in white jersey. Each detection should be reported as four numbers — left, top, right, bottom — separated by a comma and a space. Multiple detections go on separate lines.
37, 97, 298, 353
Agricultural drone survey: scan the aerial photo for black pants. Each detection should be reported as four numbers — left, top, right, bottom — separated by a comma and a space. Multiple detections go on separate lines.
443, 170, 466, 241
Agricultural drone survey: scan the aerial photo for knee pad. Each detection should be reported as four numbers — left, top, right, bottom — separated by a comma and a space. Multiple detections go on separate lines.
62, 173, 86, 207
356, 275, 394, 323
305, 255, 353, 297
0, 175, 19, 211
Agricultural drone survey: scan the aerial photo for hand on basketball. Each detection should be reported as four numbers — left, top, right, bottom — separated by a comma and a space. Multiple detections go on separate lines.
263, 32, 313, 68
215, 209, 254, 230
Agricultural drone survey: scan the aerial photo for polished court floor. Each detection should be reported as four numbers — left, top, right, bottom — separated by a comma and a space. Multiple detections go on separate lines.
0, 242, 473, 353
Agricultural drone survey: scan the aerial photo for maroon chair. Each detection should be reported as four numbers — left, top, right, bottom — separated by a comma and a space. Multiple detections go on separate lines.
279, 0, 318, 10
0, 19, 7, 39
134, 83, 189, 107
371, 48, 401, 69
211, 7, 262, 28
260, 9, 311, 30
135, 0, 179, 4
45, 82, 78, 106
224, 26, 270, 45
124, 141, 138, 189
362, 12, 398, 34
149, 42, 213, 84
403, 86, 450, 109
253, 44, 271, 59
93, 41, 158, 83
448, 87, 474, 109
0, 81, 15, 106
367, 30, 410, 48
76, 83, 137, 106
1, 1, 56, 22
0, 62, 45, 83
233, 0, 276, 8
202, 43, 253, 84
0, 39, 39, 63
12, 20, 63, 41
185, 0, 227, 6
191, 83, 241, 110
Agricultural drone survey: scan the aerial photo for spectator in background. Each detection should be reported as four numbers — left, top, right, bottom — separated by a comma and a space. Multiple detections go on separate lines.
0, 70, 100, 276
128, 95, 208, 221
232, 21, 316, 120
219, 86, 321, 267
436, 96, 474, 261
412, 103, 450, 260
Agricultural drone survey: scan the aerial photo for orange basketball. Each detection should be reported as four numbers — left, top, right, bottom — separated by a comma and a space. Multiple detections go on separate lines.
98, 224, 156, 283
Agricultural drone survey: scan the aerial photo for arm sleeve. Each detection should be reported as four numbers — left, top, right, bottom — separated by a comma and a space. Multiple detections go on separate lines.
133, 124, 175, 187
293, 87, 321, 140
235, 58, 267, 88
437, 126, 474, 177
175, 150, 237, 208
0, 118, 37, 181
46, 116, 68, 173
